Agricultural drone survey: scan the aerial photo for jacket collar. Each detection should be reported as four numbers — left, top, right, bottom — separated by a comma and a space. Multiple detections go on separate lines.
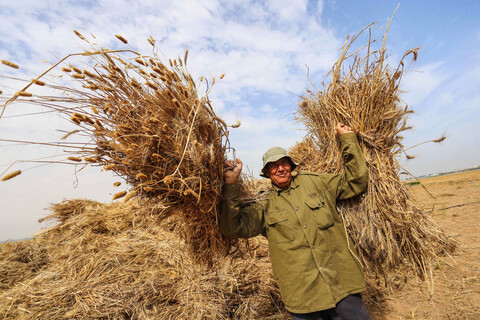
271, 173, 300, 194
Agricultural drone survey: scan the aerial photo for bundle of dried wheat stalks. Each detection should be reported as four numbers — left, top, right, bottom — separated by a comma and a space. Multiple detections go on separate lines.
1, 32, 237, 263
290, 24, 456, 282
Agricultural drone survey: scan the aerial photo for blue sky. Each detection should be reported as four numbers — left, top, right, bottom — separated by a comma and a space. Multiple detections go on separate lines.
1, 0, 479, 240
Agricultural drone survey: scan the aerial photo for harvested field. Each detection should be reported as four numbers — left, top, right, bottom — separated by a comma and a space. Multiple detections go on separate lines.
372, 169, 480, 320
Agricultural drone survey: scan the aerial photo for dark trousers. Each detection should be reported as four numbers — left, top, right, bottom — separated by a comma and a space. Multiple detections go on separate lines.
290, 294, 371, 320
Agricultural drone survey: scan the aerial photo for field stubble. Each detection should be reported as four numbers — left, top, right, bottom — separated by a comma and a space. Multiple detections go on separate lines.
376, 169, 480, 320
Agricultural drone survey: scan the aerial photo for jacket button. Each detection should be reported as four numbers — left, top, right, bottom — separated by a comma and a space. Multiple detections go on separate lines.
303, 225, 307, 229
295, 206, 299, 211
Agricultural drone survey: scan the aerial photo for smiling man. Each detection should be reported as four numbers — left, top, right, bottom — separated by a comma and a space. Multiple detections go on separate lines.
219, 123, 371, 320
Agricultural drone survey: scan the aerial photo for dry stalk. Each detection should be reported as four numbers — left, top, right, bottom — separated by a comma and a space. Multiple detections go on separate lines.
290, 24, 456, 286
0, 34, 235, 264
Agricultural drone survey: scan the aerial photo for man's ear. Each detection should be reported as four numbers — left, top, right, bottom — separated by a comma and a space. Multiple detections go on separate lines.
262, 168, 269, 178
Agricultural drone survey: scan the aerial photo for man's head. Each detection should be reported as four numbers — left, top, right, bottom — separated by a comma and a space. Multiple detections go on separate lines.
260, 147, 297, 189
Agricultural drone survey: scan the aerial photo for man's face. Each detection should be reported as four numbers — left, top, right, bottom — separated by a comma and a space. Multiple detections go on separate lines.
265, 157, 292, 190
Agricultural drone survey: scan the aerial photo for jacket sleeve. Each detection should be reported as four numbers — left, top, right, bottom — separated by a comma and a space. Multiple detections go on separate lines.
219, 183, 266, 238
324, 132, 369, 200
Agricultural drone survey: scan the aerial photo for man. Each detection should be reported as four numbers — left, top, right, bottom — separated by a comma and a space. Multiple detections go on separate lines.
219, 123, 371, 320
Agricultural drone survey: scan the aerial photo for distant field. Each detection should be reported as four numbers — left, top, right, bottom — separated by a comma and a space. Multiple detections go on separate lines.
378, 169, 480, 320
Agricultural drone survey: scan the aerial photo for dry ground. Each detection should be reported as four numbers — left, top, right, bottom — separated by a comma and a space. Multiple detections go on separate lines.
377, 169, 480, 320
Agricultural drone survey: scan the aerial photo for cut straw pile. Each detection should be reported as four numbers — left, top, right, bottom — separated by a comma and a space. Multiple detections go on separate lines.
0, 32, 242, 263
0, 199, 288, 319
290, 25, 456, 283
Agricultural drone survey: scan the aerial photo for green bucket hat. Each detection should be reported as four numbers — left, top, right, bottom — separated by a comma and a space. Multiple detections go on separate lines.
260, 146, 298, 177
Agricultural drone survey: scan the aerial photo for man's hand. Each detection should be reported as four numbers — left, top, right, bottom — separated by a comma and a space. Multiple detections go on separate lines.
335, 123, 353, 137
224, 158, 243, 184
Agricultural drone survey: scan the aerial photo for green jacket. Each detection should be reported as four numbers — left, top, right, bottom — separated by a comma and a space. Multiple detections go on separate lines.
219, 132, 368, 313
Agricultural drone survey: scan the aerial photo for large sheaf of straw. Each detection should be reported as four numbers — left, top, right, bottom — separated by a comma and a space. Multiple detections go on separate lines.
290, 28, 456, 280
0, 34, 237, 263
0, 200, 287, 319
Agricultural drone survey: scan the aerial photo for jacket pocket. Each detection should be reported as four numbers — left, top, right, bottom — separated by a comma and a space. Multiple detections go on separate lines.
265, 209, 294, 243
305, 197, 334, 229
